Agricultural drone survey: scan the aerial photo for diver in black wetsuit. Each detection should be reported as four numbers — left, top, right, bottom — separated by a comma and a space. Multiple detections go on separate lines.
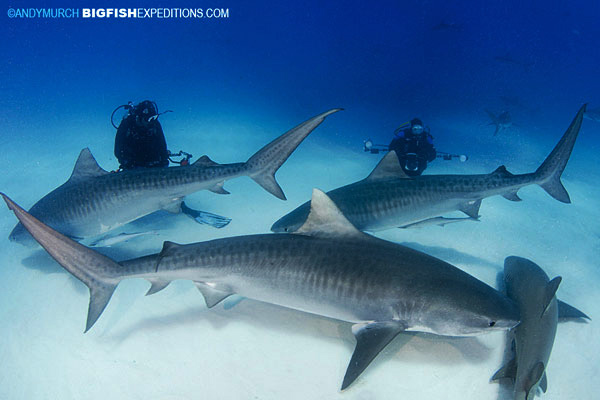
112, 100, 231, 228
388, 118, 437, 176
114, 100, 170, 170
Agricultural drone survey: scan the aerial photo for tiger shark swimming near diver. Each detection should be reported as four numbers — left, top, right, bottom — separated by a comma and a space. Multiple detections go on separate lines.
272, 105, 586, 234
2, 189, 520, 390
9, 109, 341, 246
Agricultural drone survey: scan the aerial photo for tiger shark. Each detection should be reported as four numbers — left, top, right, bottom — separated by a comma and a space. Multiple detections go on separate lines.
2, 190, 520, 390
491, 256, 589, 400
9, 109, 341, 246
272, 105, 586, 234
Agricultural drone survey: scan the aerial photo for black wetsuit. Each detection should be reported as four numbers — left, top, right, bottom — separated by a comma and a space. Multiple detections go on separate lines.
389, 130, 436, 176
114, 115, 169, 170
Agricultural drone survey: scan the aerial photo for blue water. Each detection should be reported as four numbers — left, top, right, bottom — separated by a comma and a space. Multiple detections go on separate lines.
1, 1, 598, 399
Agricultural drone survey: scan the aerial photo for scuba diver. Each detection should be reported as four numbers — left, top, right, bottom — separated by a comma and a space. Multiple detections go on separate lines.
364, 118, 468, 176
111, 100, 231, 228
388, 118, 436, 176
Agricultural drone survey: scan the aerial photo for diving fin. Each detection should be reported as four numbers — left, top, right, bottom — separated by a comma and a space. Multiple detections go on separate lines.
181, 202, 231, 228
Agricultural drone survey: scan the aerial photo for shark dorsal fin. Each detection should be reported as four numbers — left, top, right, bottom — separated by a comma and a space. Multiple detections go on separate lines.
366, 151, 410, 181
542, 277, 562, 316
68, 148, 108, 183
193, 155, 220, 167
295, 189, 363, 238
492, 165, 514, 177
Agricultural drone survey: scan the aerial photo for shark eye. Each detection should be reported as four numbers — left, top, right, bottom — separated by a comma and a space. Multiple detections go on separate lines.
489, 321, 496, 327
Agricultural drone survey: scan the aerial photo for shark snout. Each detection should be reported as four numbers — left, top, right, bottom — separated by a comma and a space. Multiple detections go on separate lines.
495, 297, 521, 330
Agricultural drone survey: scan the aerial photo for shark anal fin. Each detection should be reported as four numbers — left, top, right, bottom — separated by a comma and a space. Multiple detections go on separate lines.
558, 299, 590, 321
342, 320, 407, 390
491, 357, 517, 383
502, 191, 522, 202
145, 279, 171, 296
540, 371, 548, 393
195, 282, 234, 308
208, 181, 230, 195
541, 277, 561, 316
459, 199, 482, 219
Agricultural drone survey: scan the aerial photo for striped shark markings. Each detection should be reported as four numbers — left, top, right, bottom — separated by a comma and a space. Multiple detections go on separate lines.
9, 109, 341, 246
3, 189, 520, 390
272, 105, 586, 234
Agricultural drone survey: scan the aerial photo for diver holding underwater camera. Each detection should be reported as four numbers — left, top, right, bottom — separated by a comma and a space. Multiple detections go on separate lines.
111, 100, 231, 228
364, 118, 468, 176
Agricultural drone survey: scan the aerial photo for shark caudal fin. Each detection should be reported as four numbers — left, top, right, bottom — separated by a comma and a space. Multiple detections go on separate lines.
245, 109, 342, 200
534, 105, 586, 203
2, 192, 121, 333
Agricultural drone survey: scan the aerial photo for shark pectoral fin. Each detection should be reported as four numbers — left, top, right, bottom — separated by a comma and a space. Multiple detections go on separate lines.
296, 189, 364, 239
208, 181, 230, 195
491, 357, 517, 382
195, 282, 234, 308
341, 320, 407, 390
557, 299, 590, 321
68, 148, 109, 184
541, 277, 562, 316
459, 199, 482, 219
145, 279, 171, 296
365, 151, 410, 181
502, 191, 522, 201
86, 283, 118, 333
540, 371, 548, 393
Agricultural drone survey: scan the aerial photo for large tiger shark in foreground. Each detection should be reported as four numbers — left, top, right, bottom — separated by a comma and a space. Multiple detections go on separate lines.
10, 109, 341, 246
491, 257, 589, 400
2, 190, 520, 390
272, 105, 586, 233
